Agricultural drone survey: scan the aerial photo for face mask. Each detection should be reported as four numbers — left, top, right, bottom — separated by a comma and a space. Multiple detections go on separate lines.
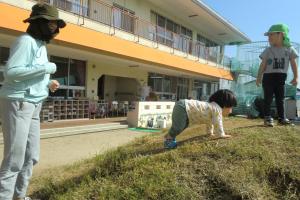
38, 19, 58, 42
27, 19, 59, 43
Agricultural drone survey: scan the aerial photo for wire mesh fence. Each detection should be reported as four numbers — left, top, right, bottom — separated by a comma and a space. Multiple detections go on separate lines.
231, 41, 300, 117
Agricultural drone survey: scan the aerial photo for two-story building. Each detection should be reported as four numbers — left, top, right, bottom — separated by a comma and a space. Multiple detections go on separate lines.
0, 0, 250, 120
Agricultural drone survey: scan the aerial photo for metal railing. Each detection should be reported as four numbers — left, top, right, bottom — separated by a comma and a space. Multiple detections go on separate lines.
38, 0, 227, 67
222, 55, 232, 69
43, 0, 88, 16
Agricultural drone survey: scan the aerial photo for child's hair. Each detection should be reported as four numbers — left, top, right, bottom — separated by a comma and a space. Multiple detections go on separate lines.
209, 89, 237, 108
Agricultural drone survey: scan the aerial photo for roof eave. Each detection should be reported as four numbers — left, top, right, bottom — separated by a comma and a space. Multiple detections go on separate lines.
191, 0, 251, 44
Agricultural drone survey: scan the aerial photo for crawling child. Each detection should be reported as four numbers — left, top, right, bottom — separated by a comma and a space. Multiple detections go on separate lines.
164, 89, 237, 149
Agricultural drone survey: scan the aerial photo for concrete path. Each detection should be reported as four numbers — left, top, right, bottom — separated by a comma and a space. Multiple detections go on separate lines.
0, 129, 152, 175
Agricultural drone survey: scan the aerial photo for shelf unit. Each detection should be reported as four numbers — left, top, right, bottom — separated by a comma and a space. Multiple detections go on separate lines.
40, 99, 90, 122
40, 101, 54, 122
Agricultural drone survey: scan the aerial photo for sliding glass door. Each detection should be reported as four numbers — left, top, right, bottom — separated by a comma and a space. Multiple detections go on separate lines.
50, 56, 86, 98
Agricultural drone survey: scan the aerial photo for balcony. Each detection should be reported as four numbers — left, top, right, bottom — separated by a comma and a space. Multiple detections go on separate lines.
38, 0, 229, 68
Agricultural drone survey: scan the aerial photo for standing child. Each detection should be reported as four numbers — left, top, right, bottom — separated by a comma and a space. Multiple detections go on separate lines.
256, 24, 298, 127
164, 89, 237, 149
0, 3, 65, 200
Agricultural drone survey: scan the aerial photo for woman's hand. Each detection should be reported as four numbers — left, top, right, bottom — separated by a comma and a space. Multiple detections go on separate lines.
49, 80, 60, 92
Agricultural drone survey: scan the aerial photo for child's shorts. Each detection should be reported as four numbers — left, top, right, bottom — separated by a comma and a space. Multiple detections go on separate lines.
168, 100, 189, 138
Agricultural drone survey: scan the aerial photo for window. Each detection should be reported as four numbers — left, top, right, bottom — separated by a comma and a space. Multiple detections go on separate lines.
151, 11, 193, 51
207, 83, 211, 96
205, 82, 219, 96
163, 76, 171, 93
0, 46, 9, 66
180, 26, 192, 53
113, 3, 135, 33
148, 73, 163, 92
197, 34, 217, 47
50, 56, 86, 98
193, 80, 203, 100
177, 78, 189, 100
165, 20, 174, 46
156, 15, 167, 44
44, 0, 89, 16
0, 47, 9, 86
148, 73, 176, 100
197, 34, 220, 62
69, 59, 86, 86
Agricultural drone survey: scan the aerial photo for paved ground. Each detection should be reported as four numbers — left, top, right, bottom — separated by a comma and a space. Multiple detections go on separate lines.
41, 117, 127, 129
0, 129, 151, 175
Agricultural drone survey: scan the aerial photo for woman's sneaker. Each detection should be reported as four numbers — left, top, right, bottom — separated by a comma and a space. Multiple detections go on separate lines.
164, 138, 177, 149
278, 118, 294, 126
264, 117, 274, 127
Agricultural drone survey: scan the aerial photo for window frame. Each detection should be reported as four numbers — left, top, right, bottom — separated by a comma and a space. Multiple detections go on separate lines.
148, 73, 176, 100
43, 0, 89, 16
112, 3, 136, 33
0, 46, 10, 86
151, 11, 193, 50
0, 66, 4, 86
50, 55, 87, 98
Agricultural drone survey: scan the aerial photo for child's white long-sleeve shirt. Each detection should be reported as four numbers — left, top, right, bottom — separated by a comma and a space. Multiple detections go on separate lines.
184, 100, 225, 136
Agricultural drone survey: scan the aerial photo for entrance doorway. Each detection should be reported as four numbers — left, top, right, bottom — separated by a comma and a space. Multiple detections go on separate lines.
97, 75, 139, 101
98, 75, 105, 100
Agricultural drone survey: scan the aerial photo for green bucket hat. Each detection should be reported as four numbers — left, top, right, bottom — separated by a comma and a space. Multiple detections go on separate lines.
264, 24, 291, 47
23, 3, 66, 28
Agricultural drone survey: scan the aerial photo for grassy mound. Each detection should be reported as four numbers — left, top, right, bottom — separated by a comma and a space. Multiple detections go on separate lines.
30, 118, 300, 200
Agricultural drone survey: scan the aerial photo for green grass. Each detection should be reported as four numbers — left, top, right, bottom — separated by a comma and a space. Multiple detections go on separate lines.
30, 118, 300, 200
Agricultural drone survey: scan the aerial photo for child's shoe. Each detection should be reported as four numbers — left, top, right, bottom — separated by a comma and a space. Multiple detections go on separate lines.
264, 117, 274, 127
164, 138, 177, 149
278, 118, 294, 126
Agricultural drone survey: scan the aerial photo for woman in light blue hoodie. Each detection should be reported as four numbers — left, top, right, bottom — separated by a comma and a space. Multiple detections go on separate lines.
0, 3, 66, 200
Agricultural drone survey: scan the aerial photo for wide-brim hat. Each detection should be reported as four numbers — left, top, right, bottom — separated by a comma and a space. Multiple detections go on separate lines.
23, 3, 66, 28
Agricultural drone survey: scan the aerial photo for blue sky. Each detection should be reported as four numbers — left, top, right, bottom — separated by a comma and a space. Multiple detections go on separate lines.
202, 0, 300, 57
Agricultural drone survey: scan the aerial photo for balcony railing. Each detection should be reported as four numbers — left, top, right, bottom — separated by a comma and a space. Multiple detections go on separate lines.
38, 0, 228, 67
